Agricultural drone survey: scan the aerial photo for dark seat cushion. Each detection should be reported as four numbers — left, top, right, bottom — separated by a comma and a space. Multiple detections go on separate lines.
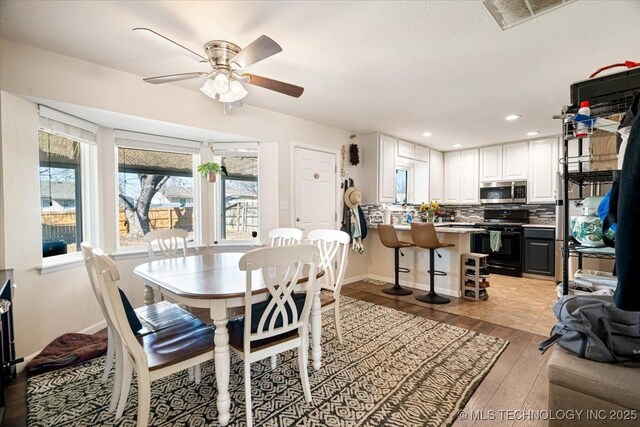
137, 318, 215, 371
118, 288, 143, 335
227, 292, 308, 351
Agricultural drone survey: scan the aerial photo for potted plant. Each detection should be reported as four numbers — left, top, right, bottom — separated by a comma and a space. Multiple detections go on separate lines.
197, 161, 228, 183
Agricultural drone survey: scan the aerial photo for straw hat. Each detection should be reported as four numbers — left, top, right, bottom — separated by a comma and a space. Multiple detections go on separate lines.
344, 187, 362, 209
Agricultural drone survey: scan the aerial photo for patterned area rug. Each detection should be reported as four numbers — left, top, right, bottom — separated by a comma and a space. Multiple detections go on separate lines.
27, 297, 508, 426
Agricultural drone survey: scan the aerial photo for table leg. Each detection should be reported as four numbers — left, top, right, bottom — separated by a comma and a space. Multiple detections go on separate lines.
311, 287, 322, 370
143, 283, 155, 305
211, 301, 231, 426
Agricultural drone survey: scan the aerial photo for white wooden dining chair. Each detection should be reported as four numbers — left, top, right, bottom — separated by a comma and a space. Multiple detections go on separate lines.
307, 229, 350, 344
80, 242, 124, 413
268, 227, 302, 246
231, 245, 319, 427
143, 229, 189, 305
93, 248, 215, 427
81, 242, 201, 416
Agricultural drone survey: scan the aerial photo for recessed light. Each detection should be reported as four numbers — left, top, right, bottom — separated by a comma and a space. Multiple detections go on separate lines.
504, 114, 521, 121
452, 144, 463, 148
527, 131, 540, 136
421, 131, 433, 137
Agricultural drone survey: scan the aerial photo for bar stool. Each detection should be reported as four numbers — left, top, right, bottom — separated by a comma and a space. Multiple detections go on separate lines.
378, 225, 415, 296
411, 223, 454, 304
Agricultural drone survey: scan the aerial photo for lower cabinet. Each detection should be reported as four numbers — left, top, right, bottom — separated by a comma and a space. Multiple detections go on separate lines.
523, 228, 555, 277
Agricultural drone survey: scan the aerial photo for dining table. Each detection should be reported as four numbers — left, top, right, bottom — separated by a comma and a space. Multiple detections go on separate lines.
133, 251, 323, 427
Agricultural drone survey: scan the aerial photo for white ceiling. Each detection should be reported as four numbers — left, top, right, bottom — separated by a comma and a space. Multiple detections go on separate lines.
1, 0, 639, 151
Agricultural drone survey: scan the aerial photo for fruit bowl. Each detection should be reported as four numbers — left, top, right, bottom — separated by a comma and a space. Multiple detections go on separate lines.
570, 215, 604, 247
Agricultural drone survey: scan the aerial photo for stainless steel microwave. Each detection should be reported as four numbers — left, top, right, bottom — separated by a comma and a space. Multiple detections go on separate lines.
480, 181, 527, 204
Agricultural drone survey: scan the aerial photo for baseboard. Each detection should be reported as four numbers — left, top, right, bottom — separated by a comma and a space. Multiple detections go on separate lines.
351, 274, 461, 298
15, 319, 107, 374
343, 274, 368, 285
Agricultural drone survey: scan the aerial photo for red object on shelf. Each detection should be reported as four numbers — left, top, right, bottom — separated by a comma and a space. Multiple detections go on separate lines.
589, 61, 640, 78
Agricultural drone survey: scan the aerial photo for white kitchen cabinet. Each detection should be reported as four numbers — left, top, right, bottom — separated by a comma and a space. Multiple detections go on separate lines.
460, 149, 479, 204
379, 134, 397, 203
414, 144, 430, 162
503, 142, 529, 180
429, 149, 444, 203
529, 138, 558, 203
413, 159, 430, 204
397, 139, 415, 159
359, 133, 397, 204
479, 145, 503, 182
444, 151, 461, 204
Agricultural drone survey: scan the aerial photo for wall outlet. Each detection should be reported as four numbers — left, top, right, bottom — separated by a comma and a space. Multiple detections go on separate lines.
280, 201, 289, 210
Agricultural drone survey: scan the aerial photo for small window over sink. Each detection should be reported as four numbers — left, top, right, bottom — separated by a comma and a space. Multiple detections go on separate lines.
395, 168, 408, 205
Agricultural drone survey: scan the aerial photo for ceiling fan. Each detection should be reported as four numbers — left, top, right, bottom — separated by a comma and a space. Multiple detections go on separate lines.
134, 28, 304, 108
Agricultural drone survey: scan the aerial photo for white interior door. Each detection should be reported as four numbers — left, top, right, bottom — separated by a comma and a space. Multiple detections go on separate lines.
293, 147, 336, 236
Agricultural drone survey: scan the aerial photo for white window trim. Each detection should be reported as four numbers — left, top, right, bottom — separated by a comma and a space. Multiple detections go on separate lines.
39, 105, 98, 134
213, 143, 260, 244
38, 121, 99, 268
114, 134, 202, 251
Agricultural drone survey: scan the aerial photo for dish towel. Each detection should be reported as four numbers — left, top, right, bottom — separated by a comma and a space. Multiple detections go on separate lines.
489, 230, 502, 252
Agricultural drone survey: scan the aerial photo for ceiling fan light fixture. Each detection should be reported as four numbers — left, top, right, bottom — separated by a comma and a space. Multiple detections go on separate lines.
213, 73, 230, 95
200, 79, 217, 99
229, 80, 248, 101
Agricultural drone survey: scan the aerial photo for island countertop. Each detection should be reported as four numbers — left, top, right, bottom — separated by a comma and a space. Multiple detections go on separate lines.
368, 224, 485, 234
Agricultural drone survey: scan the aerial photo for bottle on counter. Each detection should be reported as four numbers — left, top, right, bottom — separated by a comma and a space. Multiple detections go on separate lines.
575, 101, 591, 138
407, 211, 413, 224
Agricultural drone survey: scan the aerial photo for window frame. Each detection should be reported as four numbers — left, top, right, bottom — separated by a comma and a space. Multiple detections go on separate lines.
113, 133, 202, 252
38, 123, 99, 268
212, 143, 259, 244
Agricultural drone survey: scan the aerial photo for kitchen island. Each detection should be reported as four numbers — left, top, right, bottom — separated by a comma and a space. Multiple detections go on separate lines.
365, 224, 485, 298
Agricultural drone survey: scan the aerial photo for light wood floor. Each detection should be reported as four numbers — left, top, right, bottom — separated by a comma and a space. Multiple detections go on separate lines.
355, 274, 558, 336
5, 285, 552, 427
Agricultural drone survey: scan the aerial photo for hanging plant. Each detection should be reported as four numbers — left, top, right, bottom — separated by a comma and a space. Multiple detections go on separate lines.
197, 162, 228, 183
349, 134, 360, 166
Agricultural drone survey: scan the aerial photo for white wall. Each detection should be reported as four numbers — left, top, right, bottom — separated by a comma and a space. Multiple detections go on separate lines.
0, 38, 368, 358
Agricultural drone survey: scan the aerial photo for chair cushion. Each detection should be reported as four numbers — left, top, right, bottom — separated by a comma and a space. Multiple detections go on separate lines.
118, 288, 143, 335
138, 318, 215, 371
227, 292, 307, 351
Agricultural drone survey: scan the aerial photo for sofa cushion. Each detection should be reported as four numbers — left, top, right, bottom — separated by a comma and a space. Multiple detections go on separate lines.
547, 347, 640, 410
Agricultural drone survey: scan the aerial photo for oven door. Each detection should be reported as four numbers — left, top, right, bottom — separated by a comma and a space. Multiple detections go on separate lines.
471, 230, 523, 276
480, 184, 513, 204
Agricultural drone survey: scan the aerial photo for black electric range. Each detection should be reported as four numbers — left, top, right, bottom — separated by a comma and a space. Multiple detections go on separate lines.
472, 209, 530, 277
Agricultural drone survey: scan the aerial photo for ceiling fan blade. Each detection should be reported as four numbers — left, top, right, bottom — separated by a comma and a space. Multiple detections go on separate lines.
143, 72, 208, 84
133, 27, 207, 63
230, 35, 282, 69
243, 73, 304, 98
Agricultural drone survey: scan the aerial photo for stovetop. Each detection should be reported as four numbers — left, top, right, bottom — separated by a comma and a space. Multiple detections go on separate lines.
475, 221, 528, 227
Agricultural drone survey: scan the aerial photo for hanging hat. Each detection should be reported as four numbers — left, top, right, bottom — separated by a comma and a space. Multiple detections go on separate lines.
344, 186, 362, 209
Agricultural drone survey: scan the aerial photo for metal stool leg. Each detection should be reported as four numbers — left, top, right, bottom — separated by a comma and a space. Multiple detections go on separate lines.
415, 248, 450, 304
382, 248, 413, 296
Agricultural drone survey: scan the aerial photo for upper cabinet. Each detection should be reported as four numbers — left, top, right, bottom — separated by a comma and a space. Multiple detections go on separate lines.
359, 133, 397, 204
460, 149, 479, 204
479, 145, 503, 182
529, 138, 558, 203
414, 144, 430, 162
397, 139, 415, 159
379, 134, 397, 203
429, 150, 444, 203
502, 142, 529, 180
481, 142, 528, 182
445, 149, 479, 205
444, 151, 461, 204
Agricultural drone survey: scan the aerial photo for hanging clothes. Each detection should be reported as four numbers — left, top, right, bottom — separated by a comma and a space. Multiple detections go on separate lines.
614, 95, 640, 312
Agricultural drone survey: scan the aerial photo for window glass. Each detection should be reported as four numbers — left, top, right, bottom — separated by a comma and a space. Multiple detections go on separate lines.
117, 147, 195, 247
395, 169, 408, 204
220, 156, 258, 240
39, 131, 82, 257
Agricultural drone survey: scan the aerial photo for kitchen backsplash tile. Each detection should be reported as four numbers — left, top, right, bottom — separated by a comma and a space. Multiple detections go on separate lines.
360, 203, 556, 225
